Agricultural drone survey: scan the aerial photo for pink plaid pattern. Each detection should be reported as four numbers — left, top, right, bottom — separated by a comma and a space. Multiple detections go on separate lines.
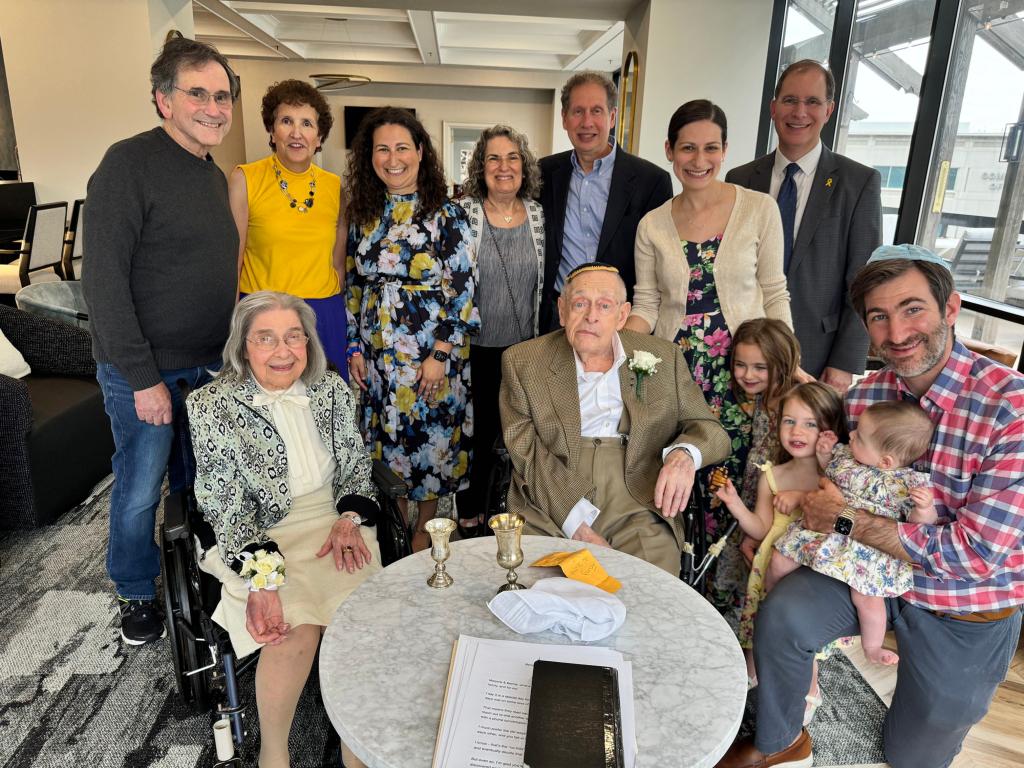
846, 341, 1024, 611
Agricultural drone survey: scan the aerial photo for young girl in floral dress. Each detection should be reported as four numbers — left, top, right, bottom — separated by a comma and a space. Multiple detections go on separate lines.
770, 401, 936, 666
713, 320, 800, 670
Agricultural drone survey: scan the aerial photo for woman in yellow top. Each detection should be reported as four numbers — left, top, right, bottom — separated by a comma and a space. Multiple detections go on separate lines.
228, 79, 348, 378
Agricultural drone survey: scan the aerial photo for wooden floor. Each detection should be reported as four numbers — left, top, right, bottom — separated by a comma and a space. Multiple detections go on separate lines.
838, 630, 1024, 767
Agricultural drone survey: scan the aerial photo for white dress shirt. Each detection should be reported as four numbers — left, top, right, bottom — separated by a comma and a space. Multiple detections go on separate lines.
769, 141, 823, 240
562, 334, 702, 538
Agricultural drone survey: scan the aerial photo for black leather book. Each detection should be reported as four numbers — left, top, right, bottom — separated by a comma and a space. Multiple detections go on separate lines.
523, 660, 624, 768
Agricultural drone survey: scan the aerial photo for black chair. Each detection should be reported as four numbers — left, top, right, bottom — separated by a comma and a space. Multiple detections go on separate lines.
484, 436, 513, 527
160, 455, 409, 763
0, 304, 113, 529
680, 470, 729, 587
0, 202, 68, 299
61, 199, 85, 282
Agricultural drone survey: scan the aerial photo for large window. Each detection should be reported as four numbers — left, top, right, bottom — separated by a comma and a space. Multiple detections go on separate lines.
915, 6, 1024, 348
760, 0, 1024, 369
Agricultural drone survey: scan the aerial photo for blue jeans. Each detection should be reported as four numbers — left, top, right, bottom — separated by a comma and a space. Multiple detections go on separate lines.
96, 362, 218, 600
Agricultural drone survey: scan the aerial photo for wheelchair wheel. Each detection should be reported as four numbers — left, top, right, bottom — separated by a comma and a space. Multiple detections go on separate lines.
160, 525, 211, 712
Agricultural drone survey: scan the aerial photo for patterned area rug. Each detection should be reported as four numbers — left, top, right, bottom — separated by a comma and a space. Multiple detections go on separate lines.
0, 484, 886, 768
738, 655, 888, 766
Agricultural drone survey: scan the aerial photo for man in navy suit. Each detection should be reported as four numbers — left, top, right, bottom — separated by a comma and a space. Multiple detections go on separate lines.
726, 60, 881, 391
538, 71, 672, 331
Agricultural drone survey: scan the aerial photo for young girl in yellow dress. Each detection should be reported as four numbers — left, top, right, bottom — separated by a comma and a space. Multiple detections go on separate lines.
715, 382, 847, 692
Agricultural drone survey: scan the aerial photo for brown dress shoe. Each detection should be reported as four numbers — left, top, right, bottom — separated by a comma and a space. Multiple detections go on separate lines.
714, 728, 812, 768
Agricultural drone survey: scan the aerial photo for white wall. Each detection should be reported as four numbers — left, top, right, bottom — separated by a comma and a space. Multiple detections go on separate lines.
624, 0, 773, 191
226, 58, 574, 181
0, 0, 161, 204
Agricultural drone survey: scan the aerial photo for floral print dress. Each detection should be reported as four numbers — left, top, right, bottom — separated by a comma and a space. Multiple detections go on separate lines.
774, 445, 925, 596
673, 236, 752, 611
346, 193, 480, 501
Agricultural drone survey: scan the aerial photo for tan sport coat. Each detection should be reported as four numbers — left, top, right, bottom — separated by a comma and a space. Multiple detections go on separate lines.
499, 329, 730, 549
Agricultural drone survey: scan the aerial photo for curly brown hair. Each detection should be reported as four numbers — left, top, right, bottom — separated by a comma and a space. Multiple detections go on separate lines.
260, 79, 333, 151
461, 125, 542, 201
344, 107, 447, 229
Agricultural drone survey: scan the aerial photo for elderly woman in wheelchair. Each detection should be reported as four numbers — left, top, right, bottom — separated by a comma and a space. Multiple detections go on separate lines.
186, 290, 377, 768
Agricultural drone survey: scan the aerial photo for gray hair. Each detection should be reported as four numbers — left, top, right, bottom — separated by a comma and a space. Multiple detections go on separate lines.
560, 71, 617, 113
461, 124, 542, 201
218, 291, 327, 386
150, 35, 239, 120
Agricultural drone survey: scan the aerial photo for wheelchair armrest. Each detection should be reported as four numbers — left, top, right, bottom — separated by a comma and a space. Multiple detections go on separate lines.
372, 459, 408, 499
163, 491, 192, 542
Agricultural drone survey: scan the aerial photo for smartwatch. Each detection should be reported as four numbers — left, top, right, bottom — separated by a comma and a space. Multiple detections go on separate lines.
834, 508, 856, 536
431, 349, 448, 362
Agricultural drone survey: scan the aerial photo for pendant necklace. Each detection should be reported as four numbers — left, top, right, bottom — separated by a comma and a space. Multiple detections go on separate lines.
486, 197, 519, 224
273, 158, 315, 213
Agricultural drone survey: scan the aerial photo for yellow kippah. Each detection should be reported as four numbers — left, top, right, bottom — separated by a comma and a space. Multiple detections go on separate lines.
565, 261, 620, 283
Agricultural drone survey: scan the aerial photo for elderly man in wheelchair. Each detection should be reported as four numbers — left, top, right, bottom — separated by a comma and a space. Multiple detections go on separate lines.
164, 290, 398, 768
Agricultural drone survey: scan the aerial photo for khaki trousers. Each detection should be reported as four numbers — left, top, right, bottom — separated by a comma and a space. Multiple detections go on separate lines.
523, 438, 680, 576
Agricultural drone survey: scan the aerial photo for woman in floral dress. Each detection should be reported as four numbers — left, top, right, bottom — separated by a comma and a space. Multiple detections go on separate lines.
345, 107, 479, 551
625, 99, 792, 610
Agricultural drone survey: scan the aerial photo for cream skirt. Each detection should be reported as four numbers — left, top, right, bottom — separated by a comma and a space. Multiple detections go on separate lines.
200, 483, 382, 658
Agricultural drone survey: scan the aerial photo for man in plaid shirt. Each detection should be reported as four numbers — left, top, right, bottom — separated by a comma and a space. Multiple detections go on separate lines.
718, 245, 1023, 768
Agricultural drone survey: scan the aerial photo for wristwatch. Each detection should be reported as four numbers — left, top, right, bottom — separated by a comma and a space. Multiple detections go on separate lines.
340, 512, 363, 527
834, 507, 856, 536
431, 349, 448, 362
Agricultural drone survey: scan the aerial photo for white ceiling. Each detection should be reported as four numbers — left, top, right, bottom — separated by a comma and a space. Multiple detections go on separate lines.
192, 1, 628, 71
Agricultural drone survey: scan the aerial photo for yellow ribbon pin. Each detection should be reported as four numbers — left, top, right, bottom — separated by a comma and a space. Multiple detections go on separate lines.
826, 177, 833, 187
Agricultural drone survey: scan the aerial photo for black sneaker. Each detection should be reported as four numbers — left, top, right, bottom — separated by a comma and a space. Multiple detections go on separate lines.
117, 597, 166, 645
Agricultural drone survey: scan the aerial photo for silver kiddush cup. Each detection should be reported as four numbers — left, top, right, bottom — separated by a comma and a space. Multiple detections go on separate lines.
489, 513, 526, 594
425, 518, 456, 589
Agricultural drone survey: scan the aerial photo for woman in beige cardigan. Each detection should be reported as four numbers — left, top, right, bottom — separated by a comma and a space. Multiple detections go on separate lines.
624, 99, 794, 611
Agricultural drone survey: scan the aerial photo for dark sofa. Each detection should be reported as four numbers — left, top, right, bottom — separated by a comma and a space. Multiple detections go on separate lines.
0, 304, 113, 528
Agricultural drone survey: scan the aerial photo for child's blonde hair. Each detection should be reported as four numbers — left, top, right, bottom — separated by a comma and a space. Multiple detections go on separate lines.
776, 382, 848, 463
729, 318, 801, 405
860, 401, 934, 466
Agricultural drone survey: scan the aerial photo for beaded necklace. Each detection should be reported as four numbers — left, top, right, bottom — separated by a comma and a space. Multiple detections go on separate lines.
272, 157, 316, 213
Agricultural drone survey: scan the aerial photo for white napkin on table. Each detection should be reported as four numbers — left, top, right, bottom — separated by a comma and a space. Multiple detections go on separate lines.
487, 576, 627, 641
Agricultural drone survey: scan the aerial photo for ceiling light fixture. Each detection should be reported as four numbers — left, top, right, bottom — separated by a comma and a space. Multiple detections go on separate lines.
310, 74, 372, 92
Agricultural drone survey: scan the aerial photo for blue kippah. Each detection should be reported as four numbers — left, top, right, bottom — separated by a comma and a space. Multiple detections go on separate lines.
866, 243, 950, 271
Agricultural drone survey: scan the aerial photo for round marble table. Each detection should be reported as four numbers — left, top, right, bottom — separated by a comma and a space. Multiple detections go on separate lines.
320, 536, 746, 768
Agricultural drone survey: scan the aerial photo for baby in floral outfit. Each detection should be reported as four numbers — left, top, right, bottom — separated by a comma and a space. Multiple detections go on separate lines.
770, 401, 936, 665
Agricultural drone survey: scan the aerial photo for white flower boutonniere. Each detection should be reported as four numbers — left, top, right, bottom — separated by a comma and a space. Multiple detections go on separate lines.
628, 350, 662, 401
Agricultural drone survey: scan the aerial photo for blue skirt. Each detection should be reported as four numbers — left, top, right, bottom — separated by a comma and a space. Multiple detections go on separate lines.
305, 292, 349, 380
239, 291, 349, 381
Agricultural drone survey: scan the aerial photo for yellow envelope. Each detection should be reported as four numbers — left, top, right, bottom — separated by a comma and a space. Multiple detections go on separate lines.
530, 549, 622, 593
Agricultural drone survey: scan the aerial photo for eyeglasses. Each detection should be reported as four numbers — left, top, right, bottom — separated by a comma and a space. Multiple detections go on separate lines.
246, 331, 308, 350
777, 96, 831, 109
567, 298, 619, 316
485, 153, 522, 166
173, 86, 234, 108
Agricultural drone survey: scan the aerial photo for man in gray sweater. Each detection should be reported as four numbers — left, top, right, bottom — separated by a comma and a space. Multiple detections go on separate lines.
82, 37, 239, 645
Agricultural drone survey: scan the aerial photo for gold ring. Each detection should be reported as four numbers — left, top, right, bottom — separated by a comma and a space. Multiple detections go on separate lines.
344, 546, 353, 552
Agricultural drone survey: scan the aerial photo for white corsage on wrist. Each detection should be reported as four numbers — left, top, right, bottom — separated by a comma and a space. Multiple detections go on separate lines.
240, 549, 287, 592
628, 350, 662, 401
